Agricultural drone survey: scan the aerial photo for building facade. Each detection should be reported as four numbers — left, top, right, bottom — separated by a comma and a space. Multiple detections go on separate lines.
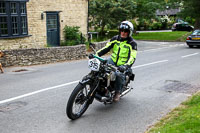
0, 0, 88, 50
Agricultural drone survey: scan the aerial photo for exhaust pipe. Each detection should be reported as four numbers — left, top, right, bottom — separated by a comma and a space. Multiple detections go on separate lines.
95, 93, 111, 102
120, 87, 133, 97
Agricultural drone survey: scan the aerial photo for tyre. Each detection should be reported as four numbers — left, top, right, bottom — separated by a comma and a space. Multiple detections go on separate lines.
66, 83, 91, 120
189, 45, 193, 48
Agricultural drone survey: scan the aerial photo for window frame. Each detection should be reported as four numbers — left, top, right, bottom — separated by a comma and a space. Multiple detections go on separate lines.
0, 0, 29, 38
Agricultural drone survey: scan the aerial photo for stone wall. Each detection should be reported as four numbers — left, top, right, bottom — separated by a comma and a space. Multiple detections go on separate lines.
93, 41, 108, 51
0, 45, 86, 67
0, 0, 88, 50
0, 41, 109, 67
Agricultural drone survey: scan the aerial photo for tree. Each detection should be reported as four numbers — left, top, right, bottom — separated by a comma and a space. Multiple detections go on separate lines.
89, 0, 165, 32
135, 0, 160, 20
134, 0, 160, 29
180, 0, 200, 29
89, 0, 113, 34
165, 0, 200, 29
89, 0, 136, 34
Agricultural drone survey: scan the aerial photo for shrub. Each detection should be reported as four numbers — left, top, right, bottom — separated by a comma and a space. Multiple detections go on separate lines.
107, 30, 119, 38
61, 26, 86, 46
151, 22, 162, 30
185, 17, 195, 25
91, 30, 118, 41
130, 19, 138, 31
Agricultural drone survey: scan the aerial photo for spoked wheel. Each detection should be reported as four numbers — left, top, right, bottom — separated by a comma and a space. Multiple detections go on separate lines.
66, 83, 91, 120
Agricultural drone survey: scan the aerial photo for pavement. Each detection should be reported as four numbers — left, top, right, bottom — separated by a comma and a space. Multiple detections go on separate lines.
138, 30, 172, 33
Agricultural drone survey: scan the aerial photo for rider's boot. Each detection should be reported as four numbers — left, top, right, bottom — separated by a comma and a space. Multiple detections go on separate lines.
113, 92, 120, 102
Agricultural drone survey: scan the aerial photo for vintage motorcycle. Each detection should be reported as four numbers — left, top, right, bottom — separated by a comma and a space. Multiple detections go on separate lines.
66, 45, 135, 120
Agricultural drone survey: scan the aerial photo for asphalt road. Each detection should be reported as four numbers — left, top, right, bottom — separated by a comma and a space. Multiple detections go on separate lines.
0, 41, 200, 133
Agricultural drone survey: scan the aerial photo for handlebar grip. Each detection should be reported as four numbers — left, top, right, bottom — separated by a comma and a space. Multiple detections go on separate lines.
88, 54, 94, 59
93, 55, 105, 61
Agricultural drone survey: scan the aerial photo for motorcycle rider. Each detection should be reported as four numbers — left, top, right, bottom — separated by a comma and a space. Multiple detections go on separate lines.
96, 21, 137, 102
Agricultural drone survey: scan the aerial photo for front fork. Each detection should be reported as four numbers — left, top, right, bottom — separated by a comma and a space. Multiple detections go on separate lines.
79, 76, 100, 104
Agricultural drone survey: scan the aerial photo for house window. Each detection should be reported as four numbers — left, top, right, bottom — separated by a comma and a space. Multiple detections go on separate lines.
0, 1, 29, 38
11, 3, 17, 14
0, 17, 8, 36
21, 16, 27, 34
21, 3, 26, 14
0, 2, 6, 14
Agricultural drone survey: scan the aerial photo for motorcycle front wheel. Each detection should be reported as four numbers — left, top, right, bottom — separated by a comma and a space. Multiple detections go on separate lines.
66, 83, 91, 120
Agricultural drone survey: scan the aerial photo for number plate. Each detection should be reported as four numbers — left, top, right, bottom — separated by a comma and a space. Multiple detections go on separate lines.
192, 38, 200, 40
88, 58, 101, 71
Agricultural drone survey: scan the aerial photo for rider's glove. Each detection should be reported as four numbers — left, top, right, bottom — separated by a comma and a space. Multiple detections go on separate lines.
118, 65, 127, 72
88, 54, 94, 59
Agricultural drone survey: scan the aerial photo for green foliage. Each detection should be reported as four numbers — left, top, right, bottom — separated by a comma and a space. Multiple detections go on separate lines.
147, 92, 200, 133
183, 93, 200, 106
166, 0, 200, 29
89, 0, 137, 33
91, 31, 190, 42
133, 31, 189, 41
151, 22, 162, 30
61, 26, 86, 46
89, 0, 200, 31
135, 0, 160, 20
137, 15, 177, 30
90, 30, 119, 42
107, 30, 119, 38
185, 16, 196, 25
130, 19, 138, 31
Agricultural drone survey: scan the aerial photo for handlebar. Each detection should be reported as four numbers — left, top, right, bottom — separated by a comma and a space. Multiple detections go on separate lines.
89, 54, 118, 72
93, 54, 105, 62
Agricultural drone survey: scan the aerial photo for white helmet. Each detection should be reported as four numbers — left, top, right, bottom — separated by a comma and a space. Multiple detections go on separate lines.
119, 21, 134, 37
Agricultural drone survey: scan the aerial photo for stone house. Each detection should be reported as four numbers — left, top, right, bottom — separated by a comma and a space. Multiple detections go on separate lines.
156, 8, 181, 17
0, 0, 88, 50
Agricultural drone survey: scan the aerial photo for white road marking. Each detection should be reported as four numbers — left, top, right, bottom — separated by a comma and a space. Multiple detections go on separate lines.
0, 80, 79, 105
132, 60, 169, 69
0, 59, 169, 105
138, 44, 185, 53
181, 53, 199, 58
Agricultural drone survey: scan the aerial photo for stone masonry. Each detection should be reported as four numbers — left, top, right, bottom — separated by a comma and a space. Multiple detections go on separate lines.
0, 42, 108, 67
0, 45, 86, 67
93, 41, 108, 51
0, 0, 88, 50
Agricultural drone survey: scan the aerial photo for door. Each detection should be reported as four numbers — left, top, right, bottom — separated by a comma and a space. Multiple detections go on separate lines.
46, 12, 60, 46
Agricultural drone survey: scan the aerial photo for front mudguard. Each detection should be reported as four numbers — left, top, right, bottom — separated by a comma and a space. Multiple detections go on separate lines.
79, 78, 91, 85
79, 76, 99, 104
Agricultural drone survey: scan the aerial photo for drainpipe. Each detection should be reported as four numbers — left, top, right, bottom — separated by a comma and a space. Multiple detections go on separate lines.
87, 0, 90, 41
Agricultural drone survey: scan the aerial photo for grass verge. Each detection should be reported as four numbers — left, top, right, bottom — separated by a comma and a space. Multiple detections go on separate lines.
91, 31, 191, 42
133, 31, 191, 41
146, 91, 200, 133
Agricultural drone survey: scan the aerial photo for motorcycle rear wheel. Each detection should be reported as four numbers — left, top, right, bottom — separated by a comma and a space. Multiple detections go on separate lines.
66, 83, 91, 120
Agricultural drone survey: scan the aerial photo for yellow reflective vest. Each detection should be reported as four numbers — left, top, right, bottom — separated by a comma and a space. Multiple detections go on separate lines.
96, 35, 137, 67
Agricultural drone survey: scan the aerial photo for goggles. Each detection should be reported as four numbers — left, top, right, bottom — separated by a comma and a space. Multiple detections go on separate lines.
119, 24, 129, 29
119, 24, 130, 33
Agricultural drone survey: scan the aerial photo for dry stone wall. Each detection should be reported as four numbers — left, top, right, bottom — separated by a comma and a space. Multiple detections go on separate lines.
93, 41, 108, 51
0, 41, 108, 67
0, 45, 86, 67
